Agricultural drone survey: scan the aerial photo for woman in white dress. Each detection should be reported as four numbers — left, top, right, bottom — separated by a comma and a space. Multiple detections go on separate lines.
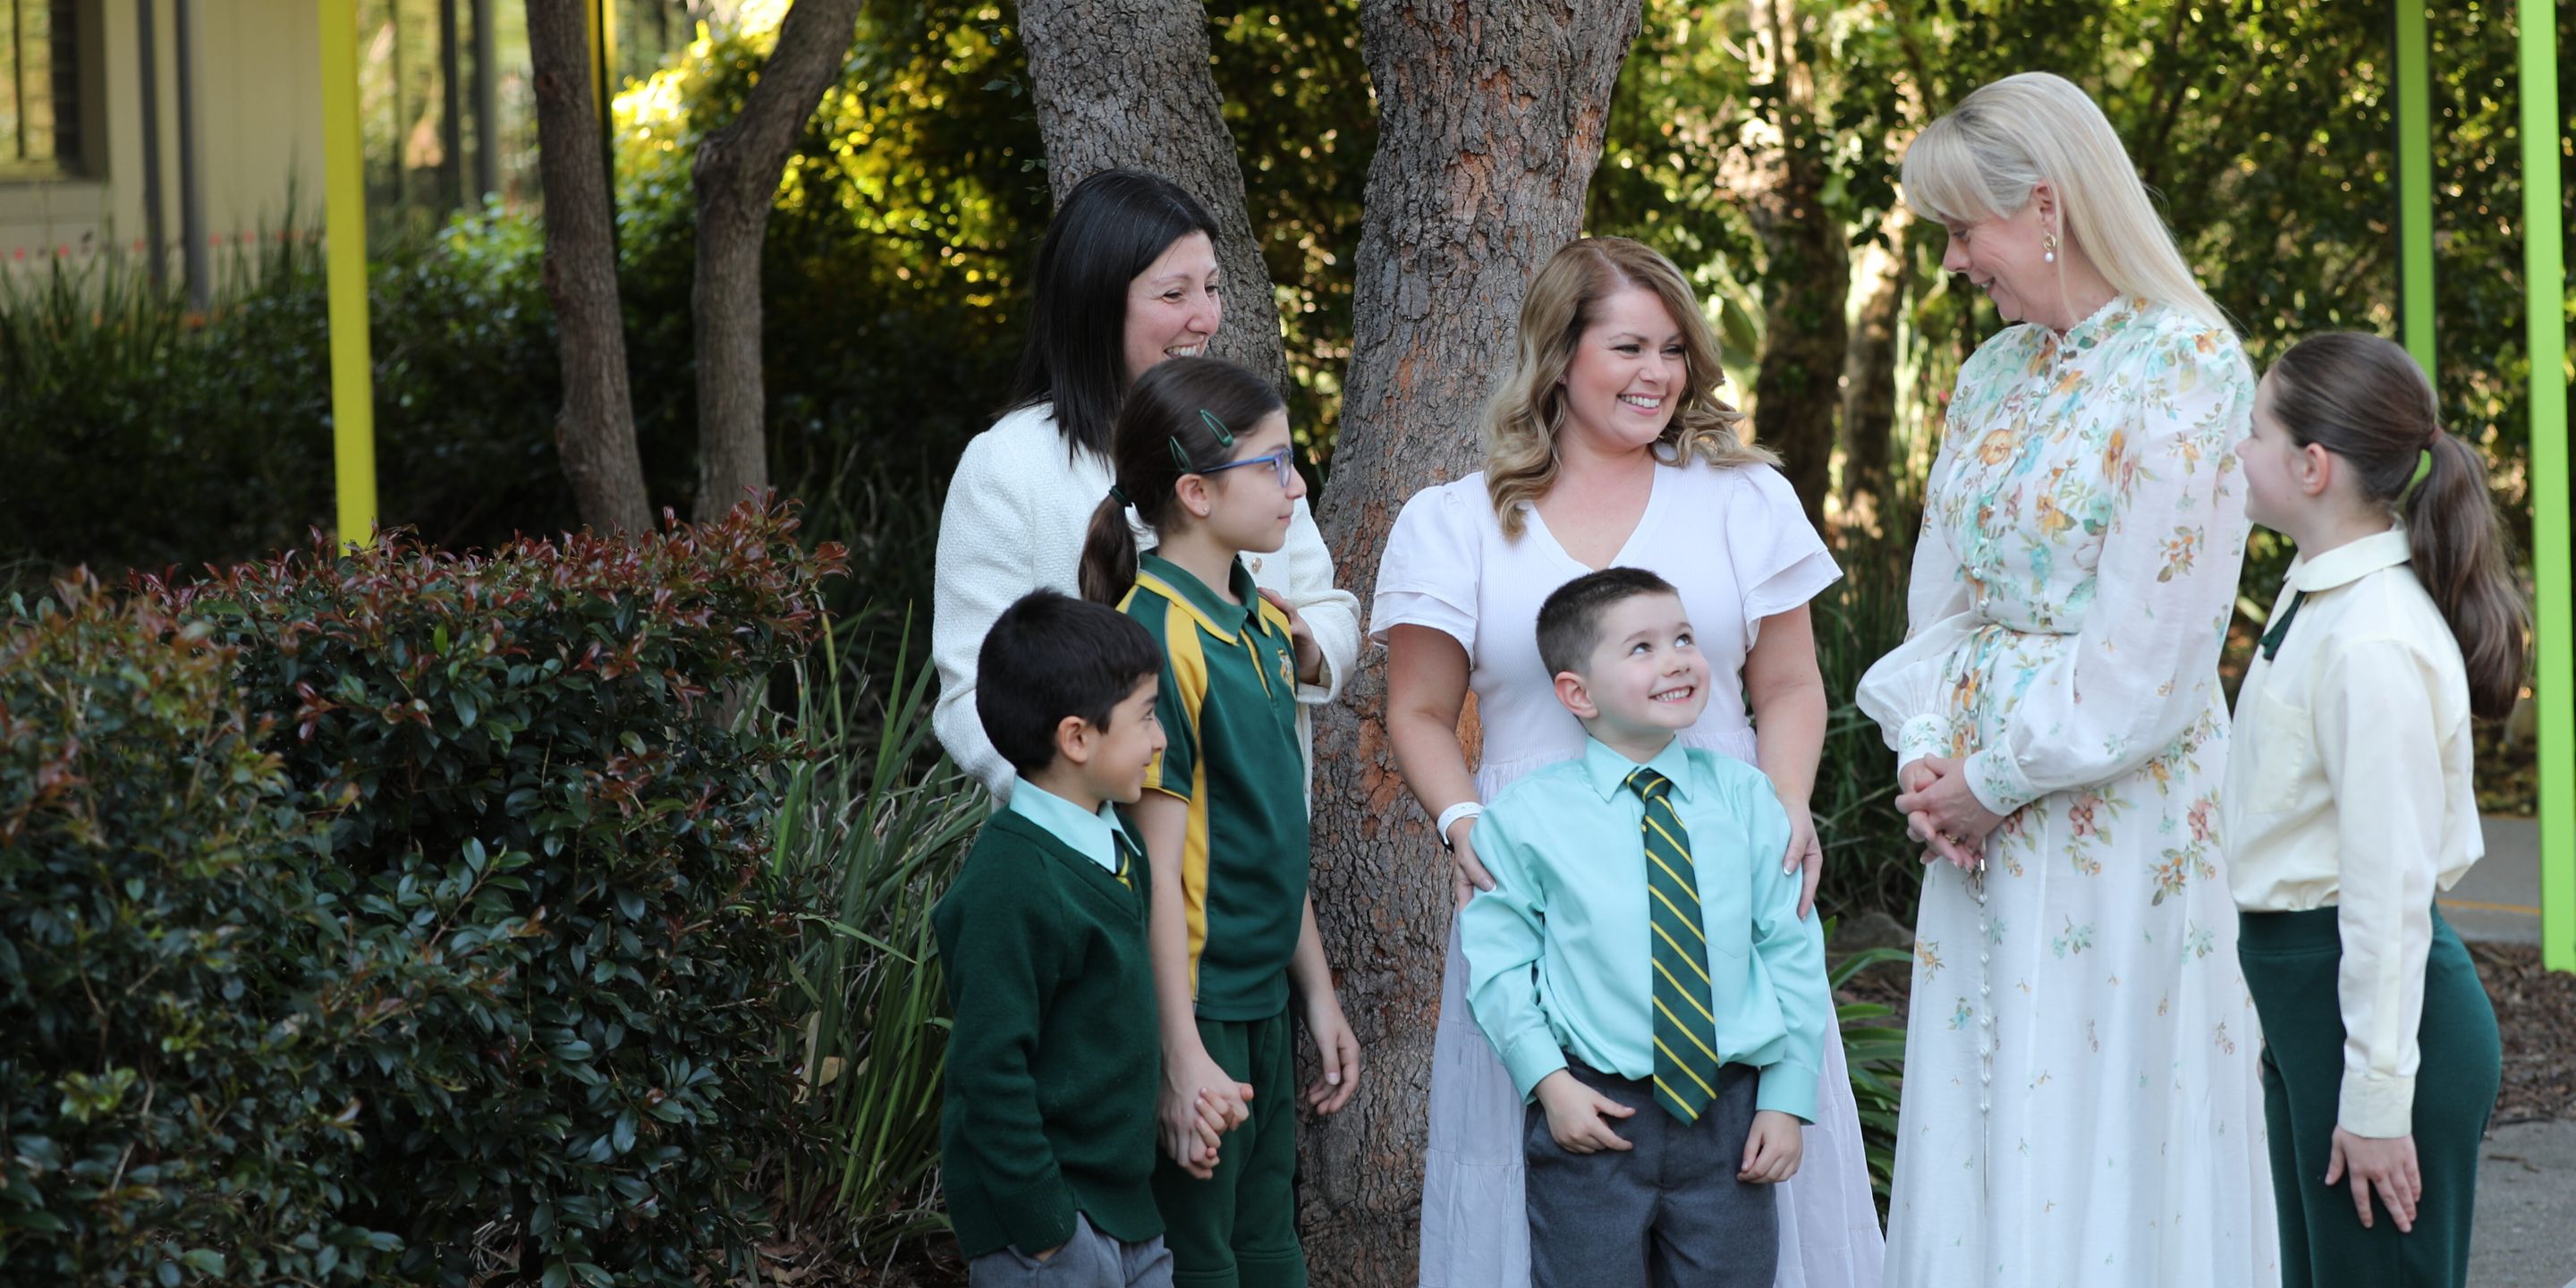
932, 169, 1359, 795
1855, 72, 2275, 1285
1375, 237, 1885, 1288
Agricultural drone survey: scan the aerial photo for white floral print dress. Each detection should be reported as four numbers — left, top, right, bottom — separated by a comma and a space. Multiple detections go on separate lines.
1857, 297, 2277, 1286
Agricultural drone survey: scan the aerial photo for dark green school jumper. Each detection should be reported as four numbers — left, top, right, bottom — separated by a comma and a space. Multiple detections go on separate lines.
932, 810, 1164, 1262
1120, 554, 1310, 1288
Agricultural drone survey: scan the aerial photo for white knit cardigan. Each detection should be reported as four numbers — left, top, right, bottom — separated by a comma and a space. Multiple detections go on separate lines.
930, 402, 1361, 798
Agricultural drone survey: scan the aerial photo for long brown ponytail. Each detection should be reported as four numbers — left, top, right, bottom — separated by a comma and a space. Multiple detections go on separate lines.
1076, 357, 1287, 606
2267, 333, 2529, 718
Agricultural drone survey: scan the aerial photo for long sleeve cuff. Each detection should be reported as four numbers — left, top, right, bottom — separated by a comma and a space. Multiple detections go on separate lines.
993, 1175, 1080, 1257
1896, 716, 1952, 769
2339, 1072, 2417, 1140
1753, 1059, 1820, 1123
1965, 744, 2039, 817
1500, 1030, 1570, 1103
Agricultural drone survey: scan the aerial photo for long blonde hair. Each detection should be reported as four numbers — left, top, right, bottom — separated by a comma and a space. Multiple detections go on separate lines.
1901, 72, 2226, 328
1484, 237, 1773, 537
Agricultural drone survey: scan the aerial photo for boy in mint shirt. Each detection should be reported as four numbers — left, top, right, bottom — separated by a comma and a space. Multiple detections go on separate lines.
934, 591, 1215, 1286
1460, 568, 1833, 1288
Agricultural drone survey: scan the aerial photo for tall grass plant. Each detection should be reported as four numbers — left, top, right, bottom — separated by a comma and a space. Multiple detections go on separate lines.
767, 614, 987, 1261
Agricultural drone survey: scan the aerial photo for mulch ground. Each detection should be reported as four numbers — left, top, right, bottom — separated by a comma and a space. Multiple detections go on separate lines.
1835, 938, 2576, 1125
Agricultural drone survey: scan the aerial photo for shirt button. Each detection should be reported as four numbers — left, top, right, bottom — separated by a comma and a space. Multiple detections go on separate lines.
1250, 558, 1263, 574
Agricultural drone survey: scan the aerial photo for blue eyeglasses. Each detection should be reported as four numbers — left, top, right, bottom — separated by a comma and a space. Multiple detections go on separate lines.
1197, 445, 1299, 490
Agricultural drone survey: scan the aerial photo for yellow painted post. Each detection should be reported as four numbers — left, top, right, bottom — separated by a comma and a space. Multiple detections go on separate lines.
318, 0, 377, 545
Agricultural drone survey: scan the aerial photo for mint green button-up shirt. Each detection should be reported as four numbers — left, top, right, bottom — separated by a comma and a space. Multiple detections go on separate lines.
1460, 736, 1833, 1121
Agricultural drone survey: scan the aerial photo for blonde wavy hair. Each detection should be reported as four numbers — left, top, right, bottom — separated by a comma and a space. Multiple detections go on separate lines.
1484, 237, 1774, 538
1901, 72, 2227, 328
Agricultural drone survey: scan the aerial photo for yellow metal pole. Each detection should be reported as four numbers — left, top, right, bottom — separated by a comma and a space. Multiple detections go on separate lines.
318, 0, 377, 546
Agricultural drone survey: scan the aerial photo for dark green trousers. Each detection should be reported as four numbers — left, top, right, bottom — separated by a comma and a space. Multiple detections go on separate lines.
1149, 1007, 1306, 1288
2239, 905, 2499, 1288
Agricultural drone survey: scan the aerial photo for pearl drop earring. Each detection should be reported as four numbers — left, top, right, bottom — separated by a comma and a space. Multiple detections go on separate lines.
2043, 233, 2059, 265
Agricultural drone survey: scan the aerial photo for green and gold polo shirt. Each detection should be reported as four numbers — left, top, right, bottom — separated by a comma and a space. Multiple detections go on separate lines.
1118, 553, 1309, 1021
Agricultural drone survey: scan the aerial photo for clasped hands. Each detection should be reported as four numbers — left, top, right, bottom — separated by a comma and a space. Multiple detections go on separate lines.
1158, 995, 1359, 1181
1896, 756, 2004, 871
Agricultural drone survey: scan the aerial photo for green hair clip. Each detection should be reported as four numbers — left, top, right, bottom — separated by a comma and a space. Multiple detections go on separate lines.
2400, 445, 2434, 504
1167, 408, 1237, 472
1198, 408, 1235, 447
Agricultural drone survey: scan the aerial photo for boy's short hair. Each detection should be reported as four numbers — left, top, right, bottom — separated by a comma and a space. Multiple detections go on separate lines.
977, 589, 1164, 775
1536, 567, 1682, 678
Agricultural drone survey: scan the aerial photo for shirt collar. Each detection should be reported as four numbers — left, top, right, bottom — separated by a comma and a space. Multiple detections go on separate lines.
2285, 526, 2412, 594
1005, 779, 1123, 873
2040, 294, 2144, 353
1582, 735, 1696, 803
1136, 553, 1258, 638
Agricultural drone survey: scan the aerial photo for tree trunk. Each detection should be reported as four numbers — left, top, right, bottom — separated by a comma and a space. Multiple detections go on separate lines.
524, 0, 650, 532
691, 0, 862, 521
1742, 0, 1848, 533
1017, 0, 1289, 395
1302, 3, 1641, 1280
1839, 206, 1907, 539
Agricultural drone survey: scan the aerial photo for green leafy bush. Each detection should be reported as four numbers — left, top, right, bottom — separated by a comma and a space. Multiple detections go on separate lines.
0, 574, 400, 1284
2, 501, 842, 1285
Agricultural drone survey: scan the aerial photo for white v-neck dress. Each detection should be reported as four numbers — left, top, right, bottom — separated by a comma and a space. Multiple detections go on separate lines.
1372, 460, 1886, 1288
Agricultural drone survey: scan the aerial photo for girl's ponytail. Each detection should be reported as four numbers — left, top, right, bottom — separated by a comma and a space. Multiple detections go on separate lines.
1078, 357, 1287, 605
1080, 491, 1140, 606
2268, 333, 2529, 720
2405, 430, 2529, 719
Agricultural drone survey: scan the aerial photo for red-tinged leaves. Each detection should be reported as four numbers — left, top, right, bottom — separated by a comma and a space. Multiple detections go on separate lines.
7, 499, 837, 1285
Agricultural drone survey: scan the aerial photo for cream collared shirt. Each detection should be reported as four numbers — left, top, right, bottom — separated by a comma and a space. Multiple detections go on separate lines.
2224, 526, 2483, 1138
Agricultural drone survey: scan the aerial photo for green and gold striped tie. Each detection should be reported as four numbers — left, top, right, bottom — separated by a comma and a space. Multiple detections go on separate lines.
1627, 767, 1723, 1123
1112, 830, 1137, 890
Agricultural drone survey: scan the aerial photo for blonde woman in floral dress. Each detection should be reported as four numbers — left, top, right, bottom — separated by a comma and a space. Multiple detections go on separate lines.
1856, 73, 2275, 1285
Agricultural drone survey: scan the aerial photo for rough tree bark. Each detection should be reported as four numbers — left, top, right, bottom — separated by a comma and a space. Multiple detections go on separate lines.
1742, 0, 1849, 532
524, 0, 650, 532
1302, 3, 1642, 1280
1017, 0, 1289, 394
1839, 206, 1908, 538
691, 0, 863, 521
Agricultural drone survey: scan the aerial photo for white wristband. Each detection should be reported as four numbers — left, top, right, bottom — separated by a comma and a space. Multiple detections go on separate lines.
1434, 801, 1485, 851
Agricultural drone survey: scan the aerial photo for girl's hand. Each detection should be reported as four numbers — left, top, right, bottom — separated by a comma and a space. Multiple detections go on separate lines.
1301, 989, 1361, 1114
1778, 794, 1823, 919
1532, 1071, 1636, 1154
1896, 757, 2001, 869
1161, 1045, 1252, 1181
2326, 1127, 2422, 1233
1446, 815, 1496, 911
1257, 589, 1326, 686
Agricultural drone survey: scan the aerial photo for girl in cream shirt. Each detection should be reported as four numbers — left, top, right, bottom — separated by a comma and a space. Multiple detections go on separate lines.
2224, 333, 2527, 1288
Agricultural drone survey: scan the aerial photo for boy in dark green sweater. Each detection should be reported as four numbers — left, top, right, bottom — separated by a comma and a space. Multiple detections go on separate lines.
936, 591, 1224, 1286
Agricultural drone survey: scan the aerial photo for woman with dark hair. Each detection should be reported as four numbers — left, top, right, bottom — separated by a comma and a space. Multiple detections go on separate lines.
934, 169, 1360, 797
